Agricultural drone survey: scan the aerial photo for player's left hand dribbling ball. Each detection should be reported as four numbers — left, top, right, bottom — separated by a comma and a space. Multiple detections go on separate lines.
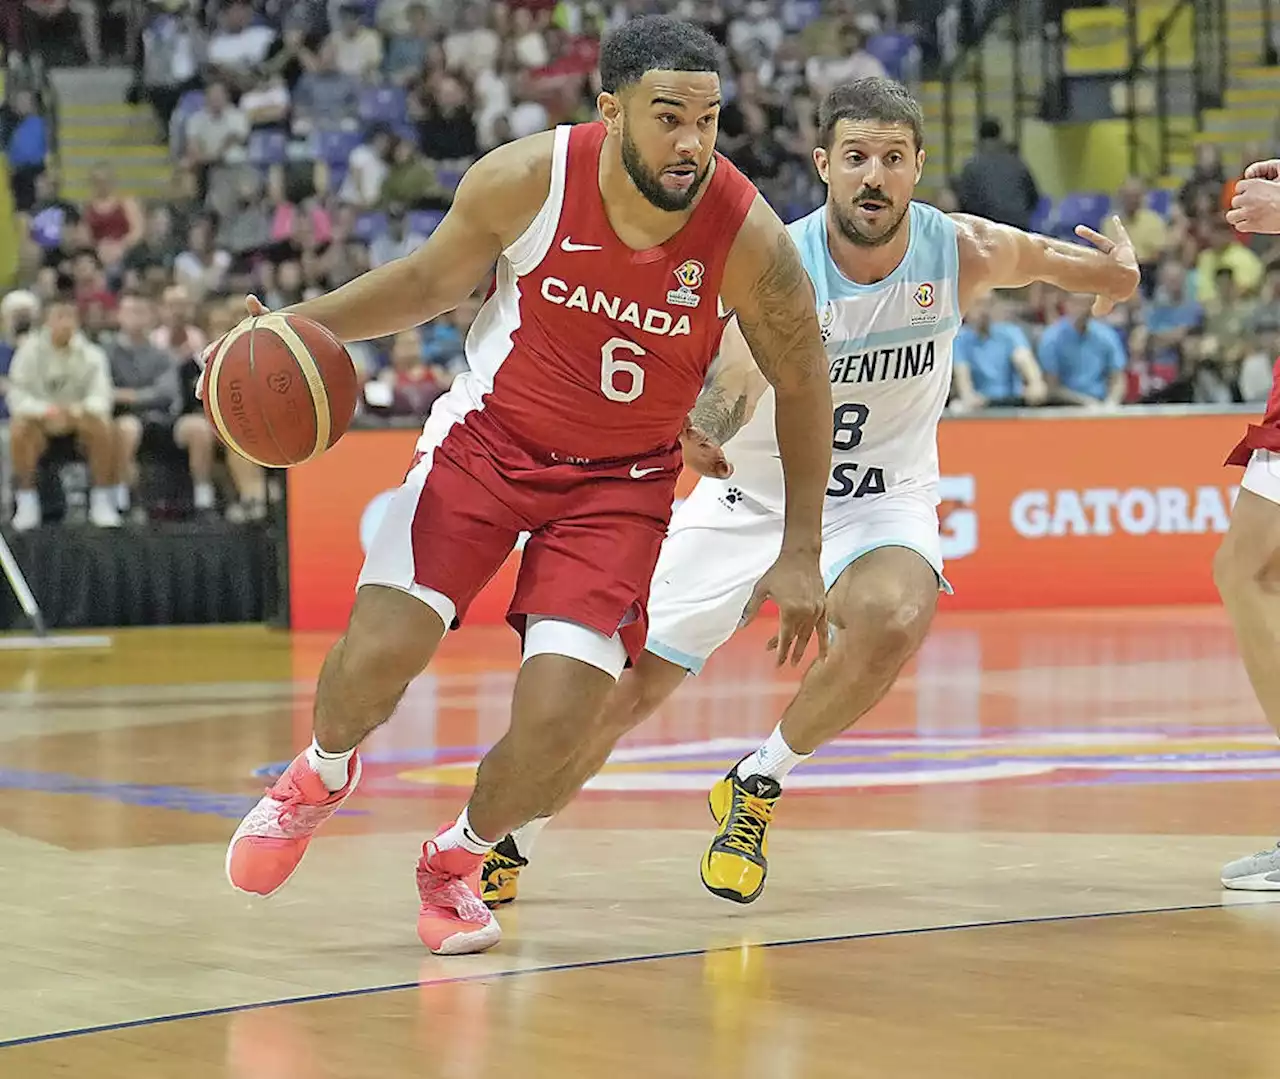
201, 313, 359, 468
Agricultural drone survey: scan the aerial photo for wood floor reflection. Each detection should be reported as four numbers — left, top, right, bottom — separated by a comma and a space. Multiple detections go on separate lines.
2, 609, 1279, 1076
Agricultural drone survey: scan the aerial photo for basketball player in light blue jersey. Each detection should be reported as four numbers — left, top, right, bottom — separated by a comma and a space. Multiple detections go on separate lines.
482, 78, 1139, 906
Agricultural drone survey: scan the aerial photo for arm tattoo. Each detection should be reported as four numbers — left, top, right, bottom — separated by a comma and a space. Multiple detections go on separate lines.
736, 233, 823, 388
688, 381, 748, 446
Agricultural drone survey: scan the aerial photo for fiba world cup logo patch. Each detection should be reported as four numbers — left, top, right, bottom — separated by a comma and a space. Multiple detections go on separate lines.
910, 281, 940, 326
819, 301, 836, 343
667, 259, 706, 308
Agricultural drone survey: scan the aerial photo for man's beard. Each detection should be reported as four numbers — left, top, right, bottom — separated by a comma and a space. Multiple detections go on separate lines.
830, 196, 911, 248
621, 127, 710, 212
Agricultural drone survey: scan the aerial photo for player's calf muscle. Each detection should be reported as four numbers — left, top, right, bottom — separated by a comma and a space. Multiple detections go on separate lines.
314, 586, 447, 751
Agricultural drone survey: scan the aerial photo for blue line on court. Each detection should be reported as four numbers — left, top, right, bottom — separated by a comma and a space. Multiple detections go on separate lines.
2, 900, 1274, 1049
0, 770, 367, 819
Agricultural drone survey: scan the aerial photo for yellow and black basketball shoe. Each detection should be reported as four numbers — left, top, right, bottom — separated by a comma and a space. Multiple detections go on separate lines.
701, 758, 782, 904
480, 834, 527, 908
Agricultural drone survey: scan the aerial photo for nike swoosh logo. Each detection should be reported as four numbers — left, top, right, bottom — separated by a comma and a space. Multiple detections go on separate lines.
560, 237, 603, 252
630, 465, 662, 478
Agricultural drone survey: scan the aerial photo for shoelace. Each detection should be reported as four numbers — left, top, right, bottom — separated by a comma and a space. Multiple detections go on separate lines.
273, 775, 338, 834
486, 849, 523, 871
418, 863, 491, 923
722, 792, 775, 857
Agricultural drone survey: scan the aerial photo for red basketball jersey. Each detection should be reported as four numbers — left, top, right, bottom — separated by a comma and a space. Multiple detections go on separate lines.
1228, 355, 1280, 465
431, 122, 757, 464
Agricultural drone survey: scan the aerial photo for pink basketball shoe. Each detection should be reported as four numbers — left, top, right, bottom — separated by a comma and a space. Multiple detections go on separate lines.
416, 826, 502, 955
225, 749, 361, 896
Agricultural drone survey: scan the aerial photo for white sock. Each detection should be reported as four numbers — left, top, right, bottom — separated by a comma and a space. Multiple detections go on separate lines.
433, 806, 495, 855
193, 481, 215, 510
510, 816, 550, 859
737, 723, 811, 784
15, 490, 37, 515
114, 483, 130, 511
305, 737, 354, 792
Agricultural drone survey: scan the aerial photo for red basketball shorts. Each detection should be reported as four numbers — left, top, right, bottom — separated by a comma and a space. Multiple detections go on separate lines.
357, 399, 681, 665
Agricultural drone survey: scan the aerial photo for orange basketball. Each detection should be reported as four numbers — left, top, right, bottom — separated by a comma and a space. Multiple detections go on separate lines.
202, 313, 359, 468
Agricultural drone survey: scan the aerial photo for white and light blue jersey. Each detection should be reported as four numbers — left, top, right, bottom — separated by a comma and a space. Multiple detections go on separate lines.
726, 201, 960, 510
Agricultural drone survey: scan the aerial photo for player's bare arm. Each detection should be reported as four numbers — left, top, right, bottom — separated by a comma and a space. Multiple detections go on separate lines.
953, 213, 1140, 317
680, 317, 769, 479
720, 197, 832, 665
1227, 169, 1280, 234
245, 133, 557, 339
687, 317, 767, 443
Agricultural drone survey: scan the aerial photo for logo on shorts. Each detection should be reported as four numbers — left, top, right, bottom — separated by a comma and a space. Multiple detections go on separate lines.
668, 260, 706, 308
718, 485, 745, 511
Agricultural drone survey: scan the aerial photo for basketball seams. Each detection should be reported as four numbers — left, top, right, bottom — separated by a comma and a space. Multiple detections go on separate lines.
205, 322, 276, 469
257, 313, 332, 461
245, 315, 296, 467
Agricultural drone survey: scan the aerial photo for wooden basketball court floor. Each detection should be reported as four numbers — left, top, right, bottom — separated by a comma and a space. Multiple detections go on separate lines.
3, 607, 1280, 1077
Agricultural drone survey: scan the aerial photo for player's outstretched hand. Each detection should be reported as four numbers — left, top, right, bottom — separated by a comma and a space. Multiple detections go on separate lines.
679, 415, 733, 479
739, 549, 828, 667
1245, 159, 1280, 181
1075, 217, 1139, 317
1227, 178, 1280, 235
194, 296, 271, 401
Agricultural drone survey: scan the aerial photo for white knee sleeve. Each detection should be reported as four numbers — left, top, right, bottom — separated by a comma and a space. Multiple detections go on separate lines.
522, 616, 628, 680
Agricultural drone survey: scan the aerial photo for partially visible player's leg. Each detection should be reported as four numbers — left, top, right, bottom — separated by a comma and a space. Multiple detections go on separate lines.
702, 502, 944, 904
1214, 453, 1280, 888
225, 443, 521, 904
419, 494, 684, 953
481, 649, 690, 907
481, 481, 775, 906
776, 544, 938, 754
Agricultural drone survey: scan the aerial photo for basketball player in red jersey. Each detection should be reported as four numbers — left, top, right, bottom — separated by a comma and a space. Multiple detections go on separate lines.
221, 15, 834, 954
1215, 159, 1280, 889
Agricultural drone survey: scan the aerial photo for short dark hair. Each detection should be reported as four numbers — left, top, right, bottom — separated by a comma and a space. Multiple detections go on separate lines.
598, 15, 720, 95
818, 78, 925, 151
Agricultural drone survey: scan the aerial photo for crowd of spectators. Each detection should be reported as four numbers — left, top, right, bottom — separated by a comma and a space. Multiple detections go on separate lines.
0, 0, 1275, 535
947, 144, 1280, 414
0, 0, 907, 530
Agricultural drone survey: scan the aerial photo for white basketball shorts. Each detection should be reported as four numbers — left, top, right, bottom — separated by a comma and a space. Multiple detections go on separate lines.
646, 478, 949, 674
1241, 449, 1280, 505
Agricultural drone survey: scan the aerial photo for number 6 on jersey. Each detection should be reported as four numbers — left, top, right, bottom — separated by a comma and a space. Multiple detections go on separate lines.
601, 337, 646, 403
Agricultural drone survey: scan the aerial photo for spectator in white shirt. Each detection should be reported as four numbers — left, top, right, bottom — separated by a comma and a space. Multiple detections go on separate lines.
805, 25, 887, 99
511, 8, 549, 69
182, 80, 249, 169
368, 205, 427, 268
141, 7, 204, 131
443, 7, 500, 80
206, 0, 277, 91
728, 0, 784, 66
338, 125, 394, 208
509, 88, 550, 140
7, 296, 119, 530
240, 73, 291, 131
328, 2, 384, 80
